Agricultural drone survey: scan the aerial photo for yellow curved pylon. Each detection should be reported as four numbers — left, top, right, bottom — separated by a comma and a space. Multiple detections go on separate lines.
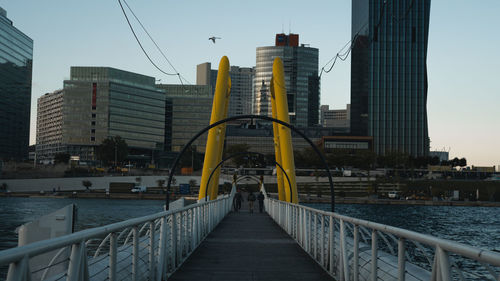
270, 77, 286, 201
208, 77, 231, 200
272, 57, 298, 203
199, 56, 231, 201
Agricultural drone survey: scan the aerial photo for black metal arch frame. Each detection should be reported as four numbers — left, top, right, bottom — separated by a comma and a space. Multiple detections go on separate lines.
165, 114, 335, 212
203, 151, 293, 202
234, 175, 261, 184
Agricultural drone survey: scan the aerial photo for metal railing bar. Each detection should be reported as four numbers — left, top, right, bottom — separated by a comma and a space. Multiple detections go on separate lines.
31, 257, 69, 274
1, 197, 229, 264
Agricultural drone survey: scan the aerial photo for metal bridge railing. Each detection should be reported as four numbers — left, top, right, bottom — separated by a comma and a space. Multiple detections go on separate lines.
0, 194, 233, 281
265, 198, 500, 281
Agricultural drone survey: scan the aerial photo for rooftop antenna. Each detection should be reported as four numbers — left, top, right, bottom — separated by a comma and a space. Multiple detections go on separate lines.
289, 20, 291, 34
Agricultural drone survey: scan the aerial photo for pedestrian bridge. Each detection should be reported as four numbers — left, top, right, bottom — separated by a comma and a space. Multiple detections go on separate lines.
1, 185, 500, 281
1, 56, 499, 280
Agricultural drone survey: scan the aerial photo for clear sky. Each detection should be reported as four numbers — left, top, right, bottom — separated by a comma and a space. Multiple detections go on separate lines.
1, 1, 499, 167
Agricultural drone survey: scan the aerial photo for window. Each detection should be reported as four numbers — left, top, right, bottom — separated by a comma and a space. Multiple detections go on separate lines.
92, 113, 96, 118
91, 136, 95, 141
91, 121, 96, 126
91, 129, 95, 134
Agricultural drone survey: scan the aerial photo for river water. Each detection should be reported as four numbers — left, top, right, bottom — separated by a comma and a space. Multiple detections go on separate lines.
0, 198, 499, 278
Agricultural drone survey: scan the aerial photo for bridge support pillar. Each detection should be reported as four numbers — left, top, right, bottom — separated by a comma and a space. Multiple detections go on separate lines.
199, 56, 231, 201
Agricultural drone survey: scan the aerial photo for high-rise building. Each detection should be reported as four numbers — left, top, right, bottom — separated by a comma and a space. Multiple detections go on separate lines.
157, 84, 212, 152
37, 67, 166, 162
320, 104, 350, 129
36, 90, 64, 162
196, 62, 254, 117
350, 0, 430, 156
0, 7, 33, 160
254, 34, 319, 127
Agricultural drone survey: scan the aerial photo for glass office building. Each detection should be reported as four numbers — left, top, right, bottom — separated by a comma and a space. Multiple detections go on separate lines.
350, 0, 430, 156
254, 34, 319, 128
0, 7, 33, 160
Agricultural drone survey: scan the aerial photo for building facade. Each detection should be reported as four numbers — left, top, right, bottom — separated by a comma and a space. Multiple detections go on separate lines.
0, 7, 33, 160
350, 0, 431, 156
36, 90, 64, 162
254, 34, 319, 127
42, 67, 166, 161
157, 84, 212, 152
196, 62, 254, 117
320, 104, 350, 129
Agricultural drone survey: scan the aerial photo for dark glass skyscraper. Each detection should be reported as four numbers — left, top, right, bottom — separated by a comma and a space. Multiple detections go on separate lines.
0, 7, 33, 160
350, 0, 430, 156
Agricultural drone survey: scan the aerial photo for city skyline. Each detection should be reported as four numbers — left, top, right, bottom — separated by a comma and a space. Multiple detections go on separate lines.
1, 1, 499, 166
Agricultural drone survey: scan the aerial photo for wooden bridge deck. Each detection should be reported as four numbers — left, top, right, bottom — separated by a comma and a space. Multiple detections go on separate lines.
168, 200, 334, 281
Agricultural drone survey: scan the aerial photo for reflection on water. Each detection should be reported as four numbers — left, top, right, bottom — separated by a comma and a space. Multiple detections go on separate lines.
0, 197, 165, 251
305, 203, 500, 251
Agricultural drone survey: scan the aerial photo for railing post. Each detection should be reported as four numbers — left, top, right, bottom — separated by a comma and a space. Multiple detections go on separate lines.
329, 215, 335, 276
109, 233, 117, 281
371, 229, 378, 281
398, 237, 406, 281
353, 225, 359, 281
436, 246, 451, 281
171, 214, 177, 267
157, 216, 168, 281
340, 219, 349, 281
148, 221, 155, 281
308, 210, 312, 253
179, 213, 184, 262
314, 213, 318, 260
132, 226, 139, 281
321, 214, 325, 267
6, 255, 32, 281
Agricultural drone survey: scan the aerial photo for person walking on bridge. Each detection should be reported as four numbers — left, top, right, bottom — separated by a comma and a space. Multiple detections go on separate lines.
257, 191, 265, 213
233, 190, 243, 212
247, 191, 256, 213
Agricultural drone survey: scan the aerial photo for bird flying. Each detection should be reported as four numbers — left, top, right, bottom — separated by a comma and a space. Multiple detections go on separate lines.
209, 36, 221, 44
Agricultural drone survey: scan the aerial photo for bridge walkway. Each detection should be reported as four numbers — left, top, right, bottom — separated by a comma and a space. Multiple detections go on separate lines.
168, 200, 334, 281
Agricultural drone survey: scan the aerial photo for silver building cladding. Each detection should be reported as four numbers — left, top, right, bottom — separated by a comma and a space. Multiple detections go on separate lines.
350, 0, 431, 156
254, 35, 320, 128
0, 7, 33, 160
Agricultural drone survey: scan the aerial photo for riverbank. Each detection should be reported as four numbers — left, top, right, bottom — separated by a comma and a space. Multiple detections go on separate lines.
2, 191, 499, 207
300, 195, 500, 207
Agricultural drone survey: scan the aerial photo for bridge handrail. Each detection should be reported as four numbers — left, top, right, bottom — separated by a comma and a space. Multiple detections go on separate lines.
265, 198, 500, 280
0, 194, 233, 280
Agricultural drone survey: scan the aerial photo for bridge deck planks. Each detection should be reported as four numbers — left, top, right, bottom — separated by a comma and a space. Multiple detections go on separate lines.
168, 202, 334, 281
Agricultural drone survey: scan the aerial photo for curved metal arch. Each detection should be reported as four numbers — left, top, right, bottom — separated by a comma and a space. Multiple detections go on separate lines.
166, 114, 335, 212
203, 151, 293, 202
235, 175, 261, 184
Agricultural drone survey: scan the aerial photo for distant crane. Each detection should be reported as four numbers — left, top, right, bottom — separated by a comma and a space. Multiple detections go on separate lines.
208, 36, 221, 44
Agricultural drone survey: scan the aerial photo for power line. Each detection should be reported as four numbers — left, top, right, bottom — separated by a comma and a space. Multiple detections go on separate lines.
320, 0, 415, 78
118, 0, 191, 85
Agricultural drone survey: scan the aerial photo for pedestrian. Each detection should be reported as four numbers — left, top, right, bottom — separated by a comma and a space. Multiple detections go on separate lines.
233, 190, 243, 212
247, 191, 256, 213
257, 191, 265, 213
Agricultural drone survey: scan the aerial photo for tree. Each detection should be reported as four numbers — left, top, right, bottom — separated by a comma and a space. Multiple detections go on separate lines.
188, 179, 197, 187
54, 153, 70, 164
82, 180, 92, 191
224, 144, 250, 167
178, 145, 203, 171
96, 136, 128, 166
